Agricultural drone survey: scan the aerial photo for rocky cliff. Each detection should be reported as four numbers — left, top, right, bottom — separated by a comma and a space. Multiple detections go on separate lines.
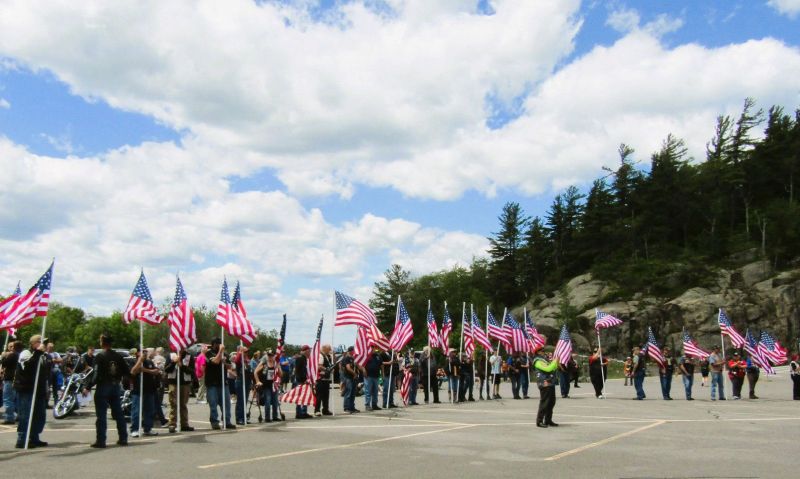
515, 260, 800, 358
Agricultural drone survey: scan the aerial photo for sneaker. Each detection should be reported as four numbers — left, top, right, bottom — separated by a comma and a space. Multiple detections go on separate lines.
371, 405, 382, 410
322, 410, 333, 416
523, 396, 530, 399
351, 408, 360, 413
687, 397, 694, 401
314, 411, 322, 417
211, 423, 221, 430
143, 431, 159, 436
225, 423, 237, 429
130, 431, 140, 438
196, 400, 207, 404
388, 404, 398, 409
597, 395, 605, 399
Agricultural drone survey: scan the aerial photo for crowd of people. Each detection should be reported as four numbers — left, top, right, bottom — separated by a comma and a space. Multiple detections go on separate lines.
1, 333, 799, 449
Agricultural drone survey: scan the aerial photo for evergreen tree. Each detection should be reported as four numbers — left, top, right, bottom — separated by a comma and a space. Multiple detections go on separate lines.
487, 202, 527, 307
370, 264, 412, 331
520, 216, 549, 296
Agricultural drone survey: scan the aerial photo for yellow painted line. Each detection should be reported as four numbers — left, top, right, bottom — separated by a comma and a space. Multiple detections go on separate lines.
545, 420, 666, 461
197, 424, 476, 469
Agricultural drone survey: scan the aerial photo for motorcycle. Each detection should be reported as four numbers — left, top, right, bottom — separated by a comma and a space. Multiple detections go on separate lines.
53, 368, 93, 419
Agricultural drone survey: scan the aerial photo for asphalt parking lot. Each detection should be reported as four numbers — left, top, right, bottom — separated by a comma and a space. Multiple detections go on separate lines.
2, 369, 798, 478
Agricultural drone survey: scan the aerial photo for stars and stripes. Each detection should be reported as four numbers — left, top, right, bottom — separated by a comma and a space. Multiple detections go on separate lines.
354, 326, 371, 367
0, 262, 53, 332
553, 325, 573, 365
0, 282, 22, 335
463, 309, 474, 357
525, 314, 546, 352
168, 276, 196, 352
335, 291, 376, 328
426, 304, 441, 350
309, 318, 324, 382
682, 330, 710, 359
487, 311, 510, 349
280, 383, 315, 406
758, 331, 788, 365
503, 313, 530, 354
595, 310, 623, 330
367, 319, 391, 352
273, 314, 287, 393
123, 271, 161, 325
744, 329, 774, 374
399, 368, 412, 406
230, 281, 256, 345
440, 304, 453, 351
645, 327, 665, 368
718, 309, 745, 348
471, 310, 493, 352
389, 297, 413, 351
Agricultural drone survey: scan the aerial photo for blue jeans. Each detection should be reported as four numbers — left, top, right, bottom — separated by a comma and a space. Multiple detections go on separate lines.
206, 384, 231, 425
262, 384, 279, 420
94, 383, 127, 445
382, 376, 396, 407
519, 370, 529, 397
16, 390, 46, 446
3, 380, 17, 422
408, 377, 418, 404
710, 372, 725, 400
511, 373, 520, 398
130, 391, 156, 432
559, 371, 571, 397
682, 374, 694, 399
660, 373, 673, 399
364, 377, 379, 408
235, 377, 252, 423
293, 382, 308, 416
343, 377, 355, 411
449, 377, 460, 402
634, 369, 646, 399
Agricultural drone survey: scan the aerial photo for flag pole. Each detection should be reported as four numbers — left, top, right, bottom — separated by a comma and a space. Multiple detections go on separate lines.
524, 307, 531, 385
493, 307, 508, 399
240, 339, 247, 425
484, 305, 490, 400
718, 309, 728, 394
456, 302, 465, 403
24, 314, 48, 450
445, 301, 452, 404
384, 296, 400, 408
470, 304, 476, 399
595, 309, 606, 398
138, 319, 144, 437
221, 325, 227, 430
427, 299, 431, 406
330, 291, 336, 416
3, 330, 9, 354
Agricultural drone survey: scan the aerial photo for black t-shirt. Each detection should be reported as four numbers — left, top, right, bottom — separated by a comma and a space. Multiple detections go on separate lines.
93, 349, 130, 386
132, 358, 158, 394
365, 353, 382, 378
294, 354, 308, 383
420, 355, 436, 377
1, 352, 19, 382
258, 357, 278, 384
381, 352, 399, 377
340, 355, 355, 378
78, 352, 96, 372
204, 350, 228, 387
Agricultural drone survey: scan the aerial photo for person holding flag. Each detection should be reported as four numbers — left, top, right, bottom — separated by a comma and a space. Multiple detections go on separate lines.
14, 335, 48, 449
420, 346, 439, 404
533, 348, 560, 428
253, 349, 282, 422
205, 337, 234, 429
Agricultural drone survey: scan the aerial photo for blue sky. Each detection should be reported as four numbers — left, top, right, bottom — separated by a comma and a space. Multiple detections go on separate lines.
1, 0, 798, 342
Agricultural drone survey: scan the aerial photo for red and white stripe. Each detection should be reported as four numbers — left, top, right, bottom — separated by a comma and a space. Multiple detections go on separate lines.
0, 265, 52, 331
354, 326, 371, 367
168, 277, 196, 352
281, 383, 315, 406
400, 368, 412, 406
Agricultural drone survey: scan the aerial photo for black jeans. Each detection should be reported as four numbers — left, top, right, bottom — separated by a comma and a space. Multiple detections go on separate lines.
731, 376, 744, 398
315, 380, 330, 413
746, 370, 759, 397
537, 385, 556, 425
421, 376, 439, 403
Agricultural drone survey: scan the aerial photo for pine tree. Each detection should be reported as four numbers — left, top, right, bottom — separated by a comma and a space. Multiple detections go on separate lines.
370, 264, 412, 331
487, 202, 527, 307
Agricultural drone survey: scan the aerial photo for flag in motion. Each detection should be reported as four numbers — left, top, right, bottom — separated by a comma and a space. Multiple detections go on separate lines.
123, 271, 161, 325
0, 282, 22, 334
230, 281, 256, 345
553, 325, 573, 365
389, 297, 413, 351
524, 314, 546, 352
309, 317, 324, 382
440, 304, 453, 351
758, 331, 788, 365
273, 314, 287, 392
335, 291, 376, 328
0, 262, 53, 331
487, 310, 510, 350
470, 310, 493, 352
168, 276, 196, 352
682, 330, 710, 359
426, 304, 441, 350
399, 367, 413, 406
463, 309, 474, 357
595, 310, 623, 330
645, 327, 665, 368
503, 313, 530, 354
718, 309, 745, 348
744, 329, 774, 374
281, 383, 315, 406
354, 326, 371, 367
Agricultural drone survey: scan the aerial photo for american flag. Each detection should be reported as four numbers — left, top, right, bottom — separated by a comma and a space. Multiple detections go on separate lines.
682, 330, 710, 359
525, 314, 546, 352
440, 304, 453, 351
471, 310, 492, 352
744, 329, 774, 374
123, 271, 161, 325
335, 291, 376, 328
758, 331, 788, 365
645, 327, 665, 368
463, 309, 474, 356
273, 314, 287, 392
0, 263, 53, 331
168, 276, 196, 352
487, 310, 510, 349
354, 326, 371, 367
230, 281, 256, 345
389, 297, 413, 351
309, 317, 324, 382
595, 310, 623, 330
718, 309, 746, 348
281, 382, 315, 406
426, 304, 441, 350
0, 282, 22, 336
553, 325, 573, 365
503, 314, 529, 354
367, 319, 391, 352
399, 368, 412, 406
216, 278, 235, 332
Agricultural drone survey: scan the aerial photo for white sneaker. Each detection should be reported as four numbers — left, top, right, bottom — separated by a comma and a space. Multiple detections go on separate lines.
598, 395, 605, 399
130, 431, 140, 438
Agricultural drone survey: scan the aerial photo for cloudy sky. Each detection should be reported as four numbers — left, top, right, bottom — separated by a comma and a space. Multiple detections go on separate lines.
1, 0, 799, 344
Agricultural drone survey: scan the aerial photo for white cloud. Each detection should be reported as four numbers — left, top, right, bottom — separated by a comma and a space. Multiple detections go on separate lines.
0, 97, 9, 109
606, 7, 640, 33
768, 0, 800, 18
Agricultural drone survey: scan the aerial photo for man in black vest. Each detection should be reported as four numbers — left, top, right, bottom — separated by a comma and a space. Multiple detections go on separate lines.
420, 347, 439, 404
86, 334, 130, 448
14, 335, 48, 448
294, 345, 312, 419
314, 344, 334, 416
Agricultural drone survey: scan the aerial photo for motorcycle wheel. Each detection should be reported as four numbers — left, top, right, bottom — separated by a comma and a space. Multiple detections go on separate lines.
54, 393, 77, 419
